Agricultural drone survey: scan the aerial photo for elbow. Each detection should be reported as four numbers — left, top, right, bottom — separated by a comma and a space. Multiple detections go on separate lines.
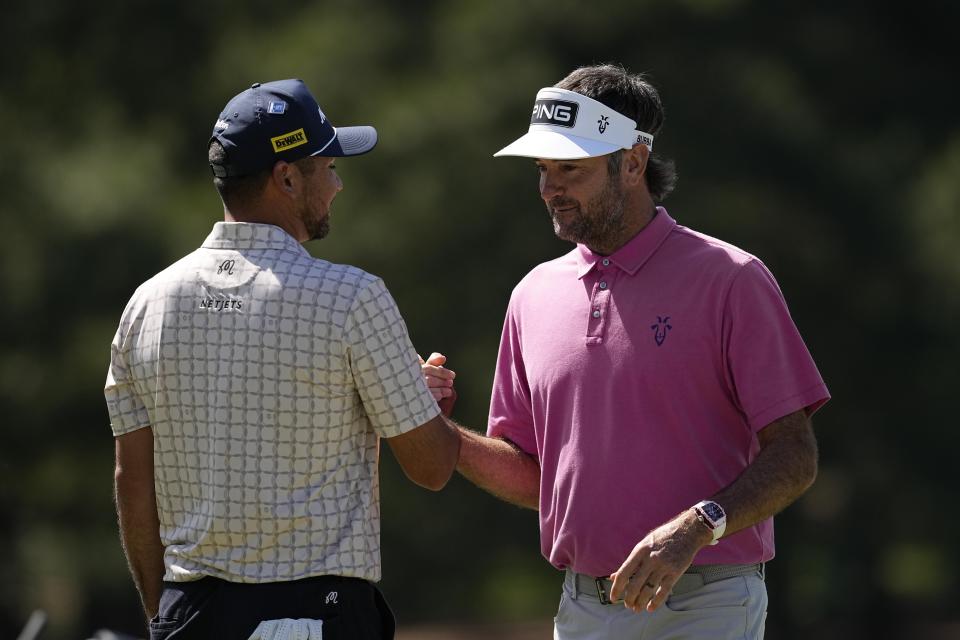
522, 490, 540, 511
796, 431, 819, 494
410, 460, 457, 492
114, 461, 154, 500
114, 463, 128, 493
417, 475, 450, 492
114, 461, 140, 489
801, 452, 818, 493
391, 415, 462, 492
113, 464, 137, 517
418, 427, 462, 491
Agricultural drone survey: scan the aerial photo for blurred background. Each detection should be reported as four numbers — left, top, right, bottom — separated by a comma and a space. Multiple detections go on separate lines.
1, 0, 958, 638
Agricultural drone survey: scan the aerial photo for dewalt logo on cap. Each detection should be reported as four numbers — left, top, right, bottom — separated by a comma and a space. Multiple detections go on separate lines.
271, 128, 308, 153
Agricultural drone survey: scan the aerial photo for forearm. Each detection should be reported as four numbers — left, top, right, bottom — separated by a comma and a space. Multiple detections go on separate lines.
115, 474, 166, 619
608, 410, 817, 612
114, 429, 166, 620
711, 410, 818, 538
456, 427, 540, 510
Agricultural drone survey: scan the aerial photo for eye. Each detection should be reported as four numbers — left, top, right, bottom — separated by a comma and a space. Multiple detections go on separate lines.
559, 164, 579, 173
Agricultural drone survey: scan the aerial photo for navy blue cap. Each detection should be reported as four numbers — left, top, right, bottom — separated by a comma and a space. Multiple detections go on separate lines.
209, 79, 378, 178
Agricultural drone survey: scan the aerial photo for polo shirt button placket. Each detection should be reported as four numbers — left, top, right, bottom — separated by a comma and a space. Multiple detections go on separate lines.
586, 261, 613, 344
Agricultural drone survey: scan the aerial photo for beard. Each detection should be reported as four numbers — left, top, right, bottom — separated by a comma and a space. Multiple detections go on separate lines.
303, 212, 330, 241
299, 182, 331, 241
547, 175, 626, 248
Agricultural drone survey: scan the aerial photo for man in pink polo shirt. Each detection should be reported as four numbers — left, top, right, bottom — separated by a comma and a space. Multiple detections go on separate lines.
424, 64, 829, 639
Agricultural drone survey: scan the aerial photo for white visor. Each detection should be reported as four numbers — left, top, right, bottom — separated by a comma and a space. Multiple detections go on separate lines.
494, 87, 654, 159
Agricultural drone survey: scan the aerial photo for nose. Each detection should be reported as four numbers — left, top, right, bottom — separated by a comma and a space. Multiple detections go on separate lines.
335, 172, 343, 192
539, 167, 563, 202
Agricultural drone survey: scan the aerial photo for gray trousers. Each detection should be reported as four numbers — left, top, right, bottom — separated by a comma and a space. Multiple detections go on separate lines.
554, 567, 767, 640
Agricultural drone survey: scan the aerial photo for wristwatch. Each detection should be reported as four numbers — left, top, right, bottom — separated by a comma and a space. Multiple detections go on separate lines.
693, 500, 727, 545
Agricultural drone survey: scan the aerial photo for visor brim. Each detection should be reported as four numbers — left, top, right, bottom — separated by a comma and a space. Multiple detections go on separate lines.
493, 130, 623, 159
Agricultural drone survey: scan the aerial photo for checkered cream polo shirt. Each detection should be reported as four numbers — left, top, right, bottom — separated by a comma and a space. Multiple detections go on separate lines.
105, 222, 439, 583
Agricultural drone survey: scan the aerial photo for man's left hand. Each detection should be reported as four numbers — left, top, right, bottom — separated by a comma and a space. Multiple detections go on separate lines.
608, 509, 714, 613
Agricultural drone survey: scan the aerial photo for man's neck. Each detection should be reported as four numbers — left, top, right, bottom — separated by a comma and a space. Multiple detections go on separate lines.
223, 204, 306, 244
586, 199, 657, 256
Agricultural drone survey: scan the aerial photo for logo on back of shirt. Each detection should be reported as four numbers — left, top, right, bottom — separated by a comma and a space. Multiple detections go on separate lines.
651, 316, 672, 346
199, 297, 243, 311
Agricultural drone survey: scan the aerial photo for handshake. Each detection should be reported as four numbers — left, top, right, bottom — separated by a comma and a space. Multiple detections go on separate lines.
419, 352, 457, 417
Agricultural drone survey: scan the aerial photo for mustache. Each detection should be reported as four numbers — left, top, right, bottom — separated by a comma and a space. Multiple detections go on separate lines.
548, 198, 580, 213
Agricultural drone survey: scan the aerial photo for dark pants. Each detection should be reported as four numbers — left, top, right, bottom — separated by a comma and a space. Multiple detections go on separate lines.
149, 575, 395, 640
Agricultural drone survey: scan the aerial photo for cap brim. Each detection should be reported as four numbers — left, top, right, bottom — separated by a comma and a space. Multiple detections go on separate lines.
493, 130, 622, 159
315, 125, 378, 157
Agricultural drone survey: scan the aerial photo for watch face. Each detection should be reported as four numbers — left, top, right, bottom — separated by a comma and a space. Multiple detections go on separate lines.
702, 502, 725, 522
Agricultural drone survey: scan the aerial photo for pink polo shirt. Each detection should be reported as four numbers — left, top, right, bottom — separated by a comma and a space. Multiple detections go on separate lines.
488, 208, 829, 577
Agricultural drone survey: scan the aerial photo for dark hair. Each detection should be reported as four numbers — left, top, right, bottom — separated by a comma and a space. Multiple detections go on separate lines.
208, 142, 318, 209
556, 64, 677, 201
208, 141, 272, 208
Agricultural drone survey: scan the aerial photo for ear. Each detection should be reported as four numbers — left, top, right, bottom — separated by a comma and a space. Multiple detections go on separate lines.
622, 143, 649, 187
271, 161, 298, 197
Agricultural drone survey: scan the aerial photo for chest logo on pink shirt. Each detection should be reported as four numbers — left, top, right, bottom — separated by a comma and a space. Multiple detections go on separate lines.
651, 316, 672, 346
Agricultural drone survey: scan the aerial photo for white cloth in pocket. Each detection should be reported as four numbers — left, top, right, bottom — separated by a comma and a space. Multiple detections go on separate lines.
247, 618, 324, 640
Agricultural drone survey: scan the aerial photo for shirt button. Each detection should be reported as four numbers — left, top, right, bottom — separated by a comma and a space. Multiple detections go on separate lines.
592, 310, 601, 318
599, 281, 608, 290
602, 258, 610, 266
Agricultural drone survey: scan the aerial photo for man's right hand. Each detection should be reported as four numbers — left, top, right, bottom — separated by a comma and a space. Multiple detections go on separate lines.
419, 351, 457, 417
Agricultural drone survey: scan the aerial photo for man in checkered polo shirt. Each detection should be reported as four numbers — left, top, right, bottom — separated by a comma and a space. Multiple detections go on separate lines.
105, 79, 460, 640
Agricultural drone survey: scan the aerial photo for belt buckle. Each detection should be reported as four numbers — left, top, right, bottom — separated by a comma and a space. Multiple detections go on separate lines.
595, 577, 611, 605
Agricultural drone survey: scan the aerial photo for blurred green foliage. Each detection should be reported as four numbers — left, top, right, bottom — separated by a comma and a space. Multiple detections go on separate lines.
1, 0, 957, 638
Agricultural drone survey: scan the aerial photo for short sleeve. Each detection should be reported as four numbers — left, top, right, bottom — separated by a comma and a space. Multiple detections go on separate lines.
104, 315, 151, 436
487, 300, 538, 457
344, 278, 440, 438
723, 260, 830, 431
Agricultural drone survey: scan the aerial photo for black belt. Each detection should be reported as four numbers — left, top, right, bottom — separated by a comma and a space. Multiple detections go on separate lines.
566, 563, 764, 605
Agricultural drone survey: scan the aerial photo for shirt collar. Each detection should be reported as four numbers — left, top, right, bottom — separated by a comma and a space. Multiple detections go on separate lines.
201, 222, 308, 255
575, 206, 676, 279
